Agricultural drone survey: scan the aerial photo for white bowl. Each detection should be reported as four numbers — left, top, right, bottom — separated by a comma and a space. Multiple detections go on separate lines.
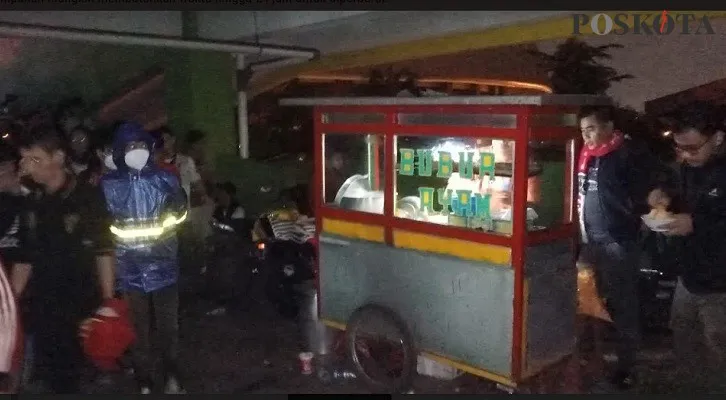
641, 214, 674, 232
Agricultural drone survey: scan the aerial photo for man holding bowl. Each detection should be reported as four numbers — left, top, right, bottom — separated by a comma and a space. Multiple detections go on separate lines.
649, 102, 726, 391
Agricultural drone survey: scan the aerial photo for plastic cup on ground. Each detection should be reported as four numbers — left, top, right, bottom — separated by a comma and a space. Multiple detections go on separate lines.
299, 352, 314, 375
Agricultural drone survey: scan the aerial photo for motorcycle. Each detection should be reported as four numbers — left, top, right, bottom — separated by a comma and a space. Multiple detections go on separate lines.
638, 230, 678, 331
203, 216, 257, 306
250, 206, 316, 319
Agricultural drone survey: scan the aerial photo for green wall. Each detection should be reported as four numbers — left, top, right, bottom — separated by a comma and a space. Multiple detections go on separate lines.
164, 52, 238, 161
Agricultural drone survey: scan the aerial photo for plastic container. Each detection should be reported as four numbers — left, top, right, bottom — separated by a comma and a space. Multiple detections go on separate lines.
416, 355, 462, 380
299, 352, 314, 375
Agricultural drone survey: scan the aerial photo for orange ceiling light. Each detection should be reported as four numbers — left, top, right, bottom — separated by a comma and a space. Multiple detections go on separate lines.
296, 74, 552, 93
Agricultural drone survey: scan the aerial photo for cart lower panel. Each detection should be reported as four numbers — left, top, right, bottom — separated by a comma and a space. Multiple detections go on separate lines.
319, 233, 514, 377
522, 240, 577, 378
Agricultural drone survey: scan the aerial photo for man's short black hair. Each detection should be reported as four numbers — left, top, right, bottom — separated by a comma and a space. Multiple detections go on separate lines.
69, 125, 92, 137
662, 102, 725, 137
18, 128, 67, 154
150, 126, 175, 150
216, 181, 237, 197
54, 97, 85, 121
155, 125, 174, 137
88, 127, 113, 152
0, 140, 19, 168
578, 105, 615, 124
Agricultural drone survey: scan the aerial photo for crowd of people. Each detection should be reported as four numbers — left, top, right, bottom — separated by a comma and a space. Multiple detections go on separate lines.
0, 98, 246, 394
1, 94, 726, 394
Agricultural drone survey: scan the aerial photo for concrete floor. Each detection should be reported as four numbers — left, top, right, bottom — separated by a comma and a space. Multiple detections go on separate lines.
76, 293, 721, 395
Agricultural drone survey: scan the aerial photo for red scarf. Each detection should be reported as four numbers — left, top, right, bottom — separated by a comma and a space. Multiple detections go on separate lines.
577, 131, 625, 173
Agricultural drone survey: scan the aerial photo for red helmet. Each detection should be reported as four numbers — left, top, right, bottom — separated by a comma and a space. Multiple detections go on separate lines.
80, 299, 136, 371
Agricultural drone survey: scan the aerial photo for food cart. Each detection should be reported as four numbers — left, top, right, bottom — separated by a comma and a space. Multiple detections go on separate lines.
280, 95, 610, 392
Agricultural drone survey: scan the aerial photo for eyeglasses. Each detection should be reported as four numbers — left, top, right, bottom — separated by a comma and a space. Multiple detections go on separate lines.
674, 138, 710, 155
20, 156, 41, 165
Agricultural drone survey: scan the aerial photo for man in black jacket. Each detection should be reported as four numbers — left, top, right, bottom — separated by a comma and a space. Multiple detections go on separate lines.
652, 103, 726, 390
14, 130, 116, 393
577, 106, 665, 389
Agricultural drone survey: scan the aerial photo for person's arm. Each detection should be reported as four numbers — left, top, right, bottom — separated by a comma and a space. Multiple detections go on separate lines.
10, 263, 31, 298
0, 264, 18, 380
227, 206, 247, 235
626, 141, 678, 215
95, 254, 115, 300
165, 174, 189, 218
230, 206, 245, 220
86, 187, 116, 300
10, 209, 34, 297
185, 157, 206, 207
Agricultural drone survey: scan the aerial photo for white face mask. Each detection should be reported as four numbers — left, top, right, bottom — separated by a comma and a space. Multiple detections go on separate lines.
104, 154, 117, 170
124, 149, 149, 171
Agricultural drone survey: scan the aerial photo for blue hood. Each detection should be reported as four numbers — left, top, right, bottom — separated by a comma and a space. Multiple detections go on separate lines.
101, 120, 187, 293
112, 121, 155, 173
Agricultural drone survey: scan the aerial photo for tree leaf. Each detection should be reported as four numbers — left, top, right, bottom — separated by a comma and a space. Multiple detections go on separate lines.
535, 37, 633, 95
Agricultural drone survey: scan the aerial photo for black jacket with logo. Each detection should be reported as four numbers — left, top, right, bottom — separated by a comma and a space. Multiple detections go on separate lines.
669, 156, 726, 293
23, 177, 113, 320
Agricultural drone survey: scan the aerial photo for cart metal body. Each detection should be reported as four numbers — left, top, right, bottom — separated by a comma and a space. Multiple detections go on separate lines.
280, 95, 610, 387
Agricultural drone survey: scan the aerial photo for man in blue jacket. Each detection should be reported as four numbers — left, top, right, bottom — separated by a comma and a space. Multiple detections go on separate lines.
576, 106, 669, 390
100, 122, 187, 394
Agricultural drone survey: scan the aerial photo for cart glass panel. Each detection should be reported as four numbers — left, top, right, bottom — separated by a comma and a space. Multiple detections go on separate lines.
323, 132, 385, 214
393, 135, 518, 236
526, 138, 576, 230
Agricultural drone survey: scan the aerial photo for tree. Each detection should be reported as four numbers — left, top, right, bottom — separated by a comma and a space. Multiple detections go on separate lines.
529, 37, 633, 95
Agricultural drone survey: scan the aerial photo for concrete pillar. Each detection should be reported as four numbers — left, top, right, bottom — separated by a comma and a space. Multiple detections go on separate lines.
164, 50, 237, 167
181, 11, 198, 39
235, 54, 249, 159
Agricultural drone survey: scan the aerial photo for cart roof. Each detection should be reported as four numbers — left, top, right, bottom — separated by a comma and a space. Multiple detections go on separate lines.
279, 95, 612, 107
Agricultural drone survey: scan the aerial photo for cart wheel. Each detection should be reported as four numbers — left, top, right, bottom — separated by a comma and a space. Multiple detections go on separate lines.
346, 304, 416, 393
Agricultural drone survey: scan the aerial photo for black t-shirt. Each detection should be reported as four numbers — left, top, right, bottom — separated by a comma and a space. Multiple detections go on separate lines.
23, 176, 113, 312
